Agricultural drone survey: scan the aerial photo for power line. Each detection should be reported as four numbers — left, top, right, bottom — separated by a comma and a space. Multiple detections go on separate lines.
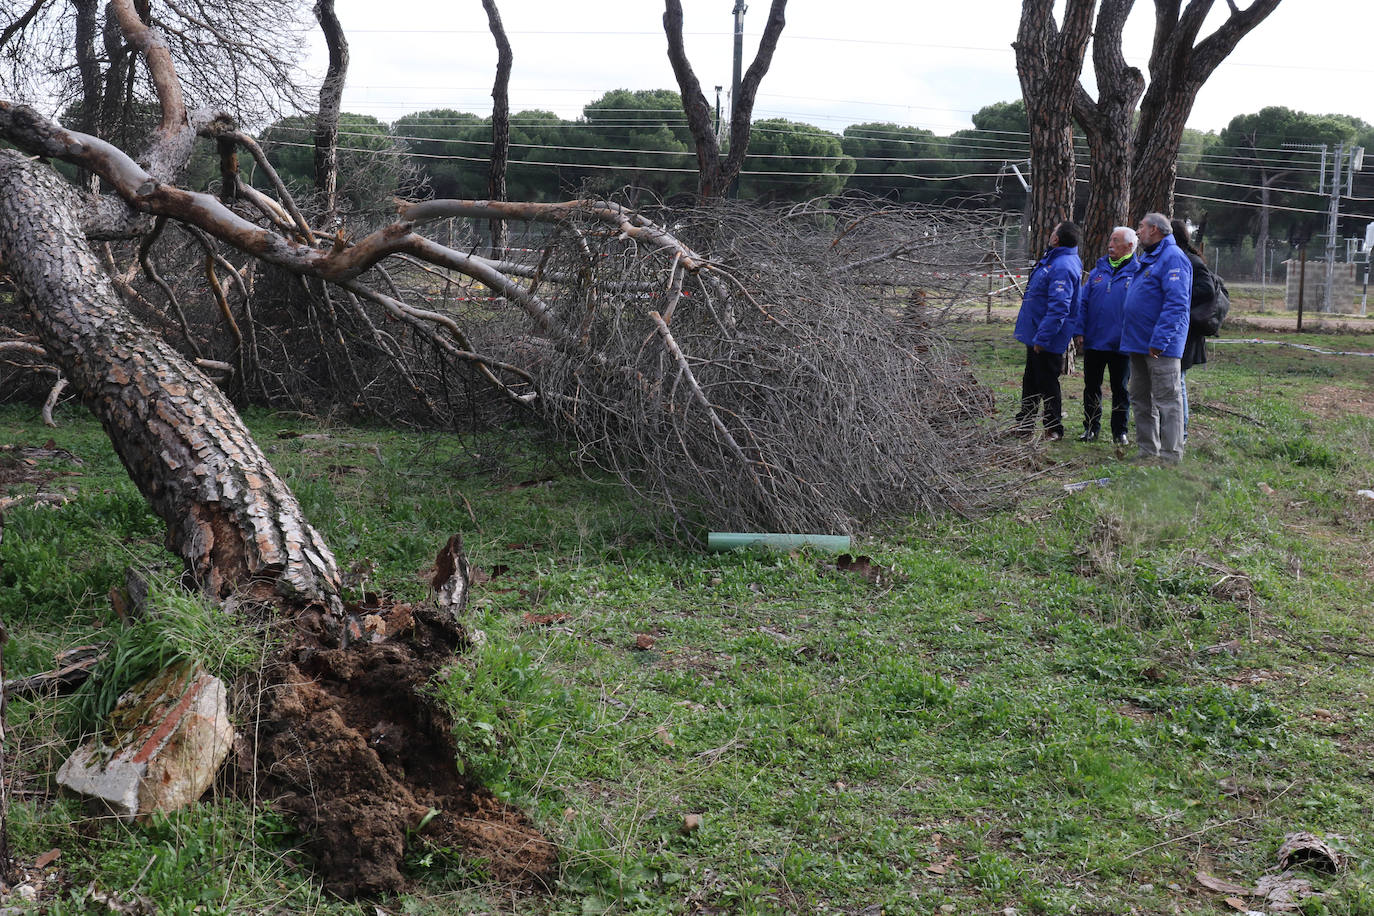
259, 139, 1006, 181
1175, 190, 1374, 221
266, 130, 1364, 203
281, 109, 1351, 176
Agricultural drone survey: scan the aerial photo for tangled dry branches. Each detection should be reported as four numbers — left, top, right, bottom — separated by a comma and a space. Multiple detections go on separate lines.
1, 91, 1022, 537
471, 198, 1013, 536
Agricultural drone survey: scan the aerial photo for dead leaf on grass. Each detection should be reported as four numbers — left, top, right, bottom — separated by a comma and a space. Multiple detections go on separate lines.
1223, 896, 1249, 911
1255, 872, 1316, 911
502, 476, 554, 492
633, 633, 656, 650
468, 563, 508, 586
522, 612, 570, 627
1197, 871, 1252, 895
655, 725, 674, 748
835, 553, 886, 584
34, 848, 60, 868
927, 853, 955, 875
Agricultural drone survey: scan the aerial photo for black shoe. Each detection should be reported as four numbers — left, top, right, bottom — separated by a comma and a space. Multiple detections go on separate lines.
1077, 430, 1098, 442
1113, 434, 1129, 446
1044, 430, 1064, 442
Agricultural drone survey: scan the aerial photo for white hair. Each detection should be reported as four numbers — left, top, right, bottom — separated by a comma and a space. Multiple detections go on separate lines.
1112, 226, 1137, 250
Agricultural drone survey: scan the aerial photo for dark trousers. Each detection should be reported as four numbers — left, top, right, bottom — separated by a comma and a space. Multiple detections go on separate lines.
1081, 349, 1130, 438
1015, 346, 1063, 434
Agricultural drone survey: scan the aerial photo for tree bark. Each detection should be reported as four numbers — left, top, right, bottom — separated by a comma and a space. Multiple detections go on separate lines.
0, 150, 342, 610
482, 0, 512, 256
663, 0, 787, 201
1131, 0, 1282, 220
72, 0, 102, 136
1071, 0, 1143, 259
1014, 0, 1094, 255
313, 0, 348, 223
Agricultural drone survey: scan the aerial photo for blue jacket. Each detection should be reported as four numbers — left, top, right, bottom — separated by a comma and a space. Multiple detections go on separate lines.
1120, 234, 1192, 358
1069, 254, 1140, 352
1014, 245, 1082, 355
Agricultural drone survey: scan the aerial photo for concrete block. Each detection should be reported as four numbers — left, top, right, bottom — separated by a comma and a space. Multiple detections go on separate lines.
57, 662, 234, 820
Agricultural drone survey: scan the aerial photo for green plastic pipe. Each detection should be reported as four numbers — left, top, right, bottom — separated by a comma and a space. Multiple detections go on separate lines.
706, 532, 851, 553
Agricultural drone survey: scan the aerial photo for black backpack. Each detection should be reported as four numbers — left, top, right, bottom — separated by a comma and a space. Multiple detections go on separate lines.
1189, 256, 1230, 336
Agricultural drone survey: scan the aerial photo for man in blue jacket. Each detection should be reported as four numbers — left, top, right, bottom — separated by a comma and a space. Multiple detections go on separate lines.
1069, 226, 1139, 445
1013, 221, 1082, 440
1119, 212, 1192, 463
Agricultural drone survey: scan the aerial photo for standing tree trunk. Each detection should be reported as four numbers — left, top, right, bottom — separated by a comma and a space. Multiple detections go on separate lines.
482, 0, 512, 257
0, 150, 343, 612
72, 0, 102, 135
313, 0, 348, 224
1254, 173, 1282, 281
1071, 0, 1143, 259
1130, 0, 1282, 220
662, 0, 787, 201
1014, 0, 1095, 256
1239, 128, 1291, 281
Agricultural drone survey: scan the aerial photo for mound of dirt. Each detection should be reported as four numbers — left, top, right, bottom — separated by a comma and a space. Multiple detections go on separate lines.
245, 602, 556, 897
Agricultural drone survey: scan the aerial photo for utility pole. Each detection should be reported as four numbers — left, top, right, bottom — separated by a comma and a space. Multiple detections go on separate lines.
728, 0, 746, 199
1320, 143, 1366, 312
1323, 142, 1344, 313
1297, 242, 1307, 331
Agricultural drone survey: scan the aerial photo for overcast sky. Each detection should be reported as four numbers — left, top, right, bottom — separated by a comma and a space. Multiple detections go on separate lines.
322, 0, 1374, 137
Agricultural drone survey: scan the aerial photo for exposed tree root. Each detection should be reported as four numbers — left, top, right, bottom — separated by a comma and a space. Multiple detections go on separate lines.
244, 602, 556, 897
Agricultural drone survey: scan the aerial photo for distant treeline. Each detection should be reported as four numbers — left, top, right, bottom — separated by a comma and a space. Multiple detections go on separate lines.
170, 90, 1374, 257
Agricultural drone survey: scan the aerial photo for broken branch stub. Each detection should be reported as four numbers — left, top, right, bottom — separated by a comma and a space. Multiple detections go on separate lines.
431, 533, 471, 614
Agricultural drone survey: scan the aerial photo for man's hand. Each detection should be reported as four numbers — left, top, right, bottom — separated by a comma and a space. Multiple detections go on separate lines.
1033, 344, 1043, 354
1073, 335, 1084, 353
1148, 347, 1162, 358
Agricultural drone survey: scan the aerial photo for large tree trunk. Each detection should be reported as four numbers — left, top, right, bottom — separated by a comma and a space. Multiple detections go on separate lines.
663, 0, 787, 201
72, 0, 102, 135
1130, 0, 1282, 220
1014, 0, 1094, 255
482, 0, 512, 256
1025, 124, 1077, 256
1071, 0, 1142, 259
0, 150, 342, 611
313, 0, 348, 223
1131, 91, 1193, 218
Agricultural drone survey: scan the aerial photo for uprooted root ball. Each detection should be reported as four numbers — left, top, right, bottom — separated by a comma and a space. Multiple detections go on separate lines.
243, 603, 556, 897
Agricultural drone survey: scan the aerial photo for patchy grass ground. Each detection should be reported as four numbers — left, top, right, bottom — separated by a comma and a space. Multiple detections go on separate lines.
2, 318, 1373, 914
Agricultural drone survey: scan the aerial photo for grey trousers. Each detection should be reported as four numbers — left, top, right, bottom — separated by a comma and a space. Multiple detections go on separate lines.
1127, 354, 1184, 462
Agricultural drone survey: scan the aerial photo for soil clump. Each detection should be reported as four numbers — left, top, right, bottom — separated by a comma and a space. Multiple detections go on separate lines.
244, 600, 557, 897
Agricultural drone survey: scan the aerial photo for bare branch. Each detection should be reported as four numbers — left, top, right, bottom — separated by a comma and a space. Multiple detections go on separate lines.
0, 0, 50, 55
41, 375, 67, 426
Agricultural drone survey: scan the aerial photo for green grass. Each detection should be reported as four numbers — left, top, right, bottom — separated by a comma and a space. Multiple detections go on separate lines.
2, 319, 1373, 913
